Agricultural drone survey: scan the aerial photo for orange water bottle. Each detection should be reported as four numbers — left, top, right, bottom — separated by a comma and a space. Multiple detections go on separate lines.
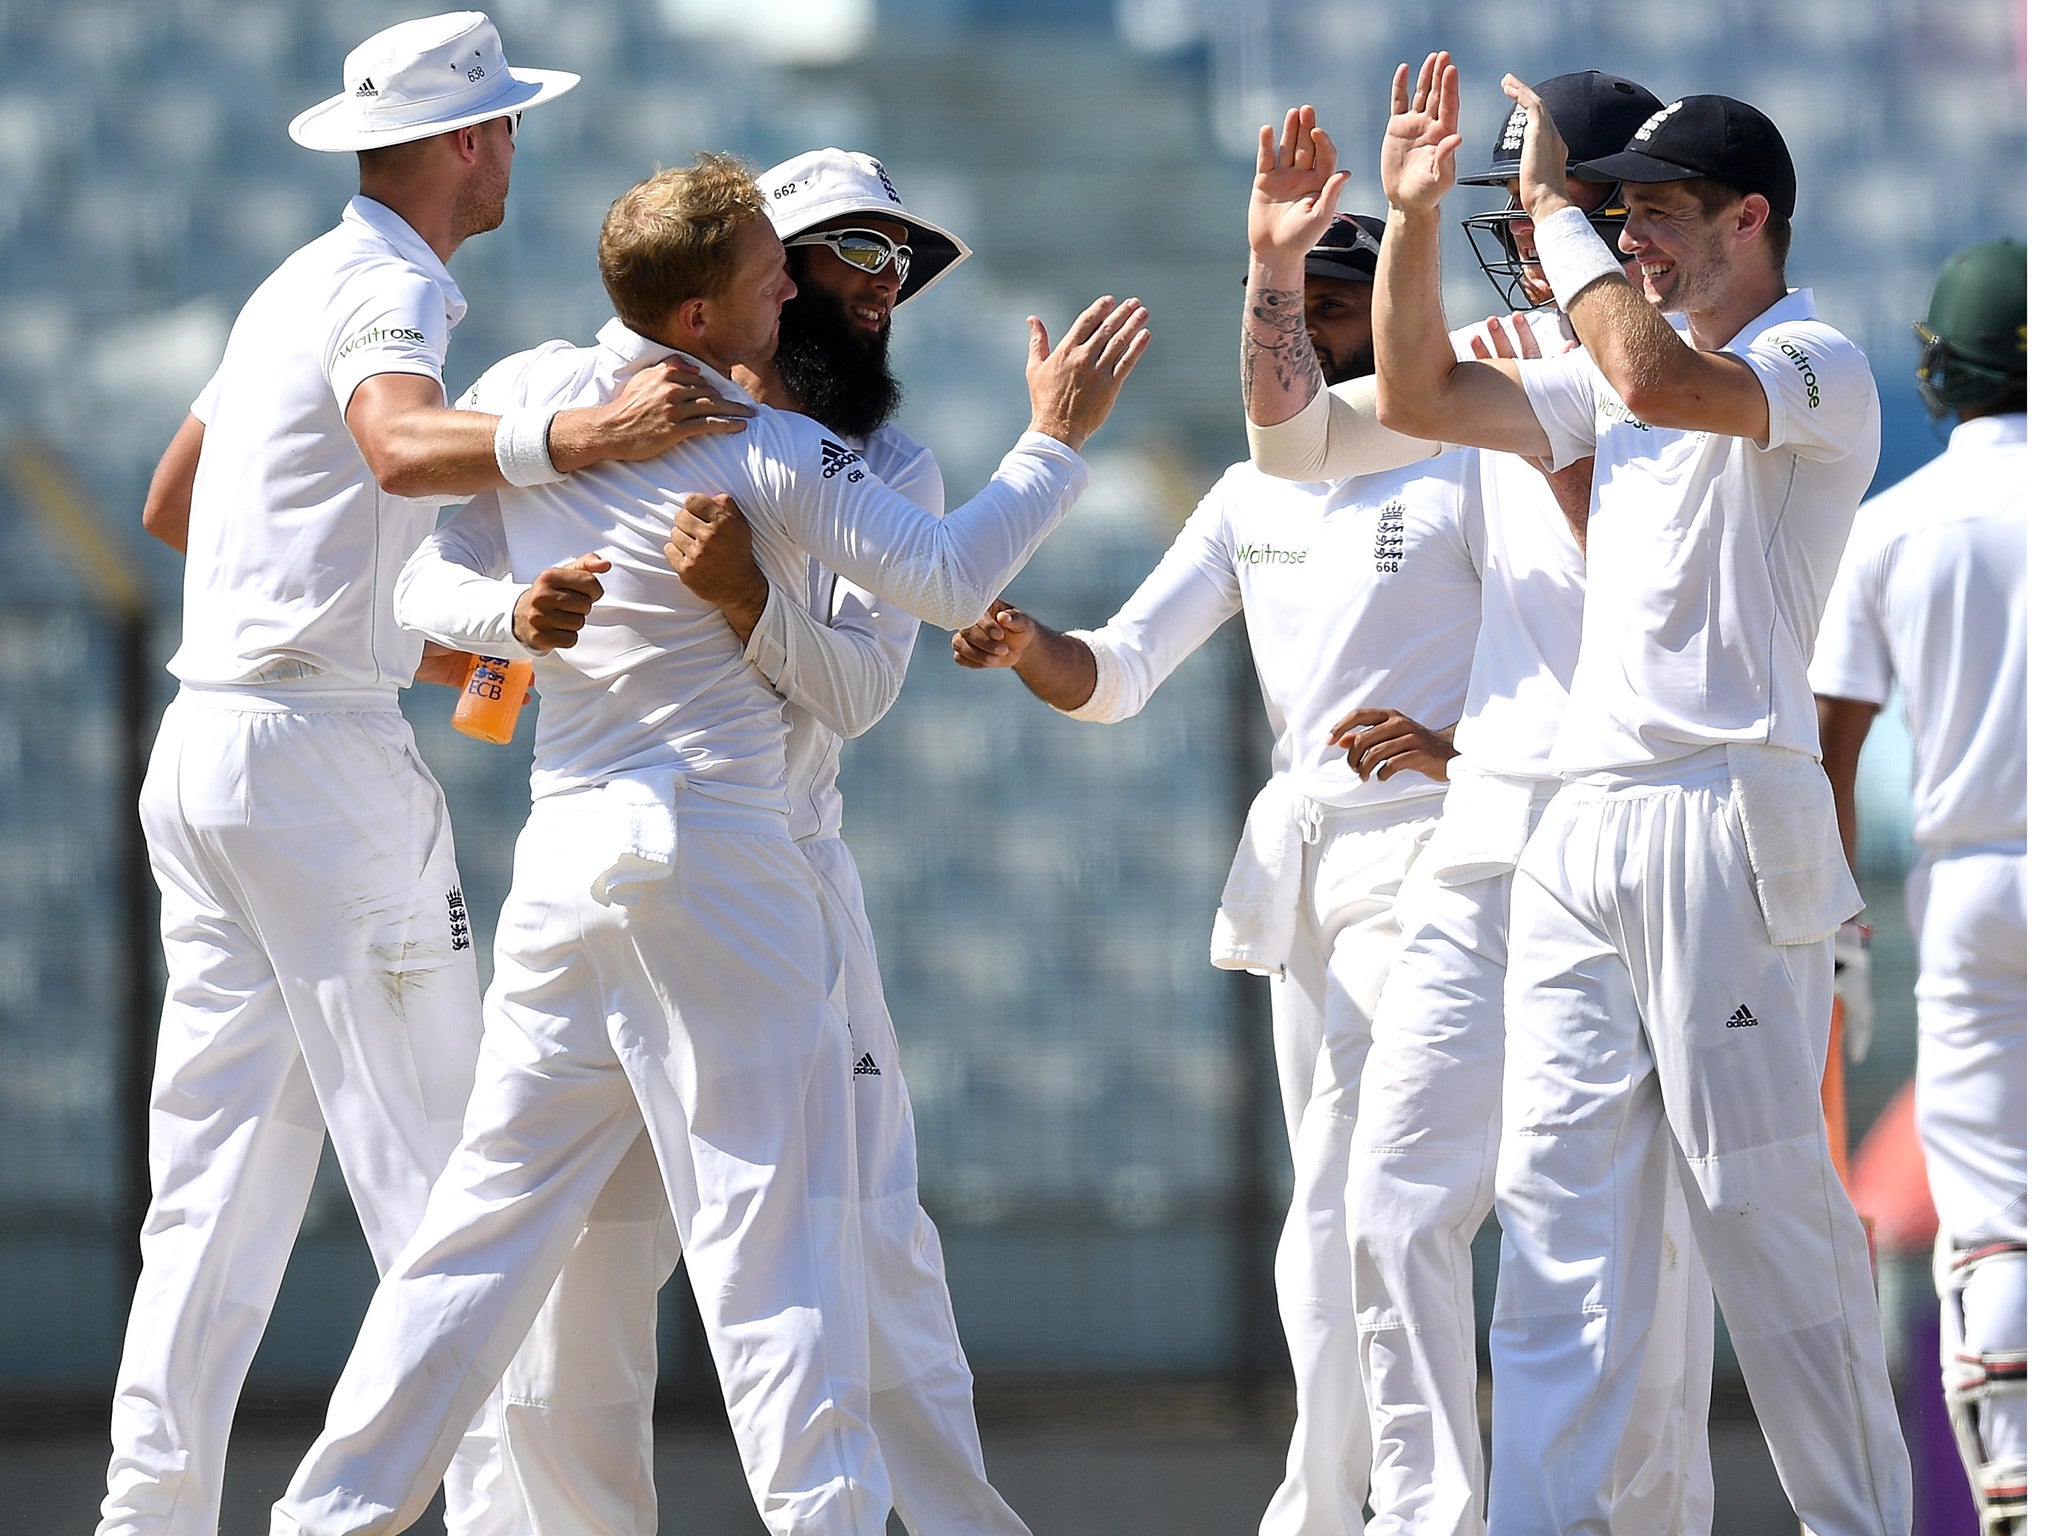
451, 653, 534, 744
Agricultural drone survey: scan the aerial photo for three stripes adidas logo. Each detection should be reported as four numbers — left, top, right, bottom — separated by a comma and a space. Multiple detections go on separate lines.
355, 77, 378, 97
853, 1052, 880, 1077
1724, 1003, 1760, 1029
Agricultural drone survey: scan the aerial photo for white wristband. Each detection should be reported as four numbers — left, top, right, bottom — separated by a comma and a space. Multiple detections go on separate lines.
494, 408, 565, 487
1531, 205, 1626, 310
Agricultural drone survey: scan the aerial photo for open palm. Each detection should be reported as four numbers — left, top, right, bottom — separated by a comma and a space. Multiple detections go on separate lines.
1382, 52, 1463, 213
1249, 104, 1350, 262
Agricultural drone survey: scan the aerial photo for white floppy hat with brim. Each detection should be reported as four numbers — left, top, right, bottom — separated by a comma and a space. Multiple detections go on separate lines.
759, 149, 971, 306
289, 11, 579, 153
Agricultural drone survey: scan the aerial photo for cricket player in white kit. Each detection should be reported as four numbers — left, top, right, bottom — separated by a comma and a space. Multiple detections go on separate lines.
661, 148, 1032, 1536
957, 210, 1485, 1536
1368, 54, 1911, 1534
1811, 238, 2028, 1536
102, 16, 732, 1536
269, 156, 1146, 1536
1241, 84, 1716, 1536
484, 149, 1031, 1536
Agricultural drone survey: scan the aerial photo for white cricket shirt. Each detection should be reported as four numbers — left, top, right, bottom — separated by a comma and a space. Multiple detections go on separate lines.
1809, 412, 2028, 849
171, 196, 464, 693
1243, 312, 1590, 785
403, 319, 1085, 809
1520, 289, 1881, 774
759, 423, 936, 844
1068, 453, 1485, 809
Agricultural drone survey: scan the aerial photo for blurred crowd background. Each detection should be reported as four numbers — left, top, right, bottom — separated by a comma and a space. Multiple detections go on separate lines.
0, 0, 2026, 1520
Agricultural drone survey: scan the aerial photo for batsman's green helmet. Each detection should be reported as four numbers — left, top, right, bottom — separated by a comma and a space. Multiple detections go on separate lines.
1916, 238, 2026, 417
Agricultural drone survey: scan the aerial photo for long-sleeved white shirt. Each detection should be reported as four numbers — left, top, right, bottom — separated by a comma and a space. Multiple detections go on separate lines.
1245, 313, 1590, 785
396, 318, 1086, 809
753, 422, 936, 843
1065, 452, 1485, 810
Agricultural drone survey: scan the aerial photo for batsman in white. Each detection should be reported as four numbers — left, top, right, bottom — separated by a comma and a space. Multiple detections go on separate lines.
1367, 52, 1912, 1535
268, 153, 1146, 1536
1241, 81, 1718, 1535
957, 209, 1486, 1536
102, 14, 732, 1536
1811, 238, 2028, 1536
476, 148, 1034, 1536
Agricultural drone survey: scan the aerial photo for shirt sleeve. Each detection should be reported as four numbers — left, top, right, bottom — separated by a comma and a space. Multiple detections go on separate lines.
742, 448, 937, 740
1807, 511, 1895, 706
748, 420, 1089, 632
1244, 374, 1443, 482
325, 267, 450, 414
190, 365, 223, 426
1741, 320, 1879, 464
1516, 349, 1603, 473
1061, 482, 1243, 723
393, 492, 535, 657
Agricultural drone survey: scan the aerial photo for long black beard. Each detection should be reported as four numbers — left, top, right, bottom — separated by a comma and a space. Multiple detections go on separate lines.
773, 278, 903, 441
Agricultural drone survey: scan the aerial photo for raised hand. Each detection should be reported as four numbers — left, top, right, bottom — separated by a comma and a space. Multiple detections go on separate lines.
1382, 52, 1463, 214
1500, 74, 1573, 221
1024, 296, 1151, 450
1249, 105, 1350, 264
514, 553, 611, 652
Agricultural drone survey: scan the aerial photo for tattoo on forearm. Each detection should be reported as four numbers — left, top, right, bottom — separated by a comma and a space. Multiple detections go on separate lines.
1241, 287, 1319, 404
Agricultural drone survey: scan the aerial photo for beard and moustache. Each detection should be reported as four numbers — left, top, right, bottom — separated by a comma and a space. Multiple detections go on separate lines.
773, 274, 904, 441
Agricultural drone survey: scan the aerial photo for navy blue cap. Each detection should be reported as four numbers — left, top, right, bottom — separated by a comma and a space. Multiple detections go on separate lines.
1576, 94, 1796, 218
1459, 70, 1664, 187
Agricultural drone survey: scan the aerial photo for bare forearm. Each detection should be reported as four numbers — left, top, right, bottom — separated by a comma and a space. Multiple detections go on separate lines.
715, 570, 770, 645
142, 414, 205, 552
1371, 208, 1461, 437
1014, 625, 1098, 712
1241, 254, 1322, 426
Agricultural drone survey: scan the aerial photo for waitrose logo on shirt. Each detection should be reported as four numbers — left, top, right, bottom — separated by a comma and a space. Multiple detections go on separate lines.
337, 324, 428, 361
1237, 542, 1309, 566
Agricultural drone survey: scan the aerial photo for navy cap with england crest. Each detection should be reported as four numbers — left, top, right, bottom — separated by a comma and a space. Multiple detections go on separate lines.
1576, 95, 1797, 218
1458, 70, 1664, 187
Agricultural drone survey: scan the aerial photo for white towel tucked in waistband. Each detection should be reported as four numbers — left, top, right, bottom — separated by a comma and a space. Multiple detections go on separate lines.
1423, 767, 1545, 884
589, 770, 681, 908
1210, 776, 1321, 978
1726, 744, 1863, 945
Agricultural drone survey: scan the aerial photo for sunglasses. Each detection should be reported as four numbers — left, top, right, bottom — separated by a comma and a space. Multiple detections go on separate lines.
508, 110, 521, 142
786, 227, 914, 282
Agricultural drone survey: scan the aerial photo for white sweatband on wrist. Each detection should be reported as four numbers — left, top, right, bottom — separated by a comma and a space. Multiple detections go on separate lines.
494, 408, 566, 487
1531, 206, 1626, 310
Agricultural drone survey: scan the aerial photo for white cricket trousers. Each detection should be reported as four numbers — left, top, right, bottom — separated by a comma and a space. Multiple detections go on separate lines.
497, 833, 1028, 1536
1347, 778, 1716, 1536
1908, 843, 2027, 1468
270, 790, 890, 1536
102, 686, 519, 1536
1260, 798, 1440, 1536
1488, 753, 1912, 1536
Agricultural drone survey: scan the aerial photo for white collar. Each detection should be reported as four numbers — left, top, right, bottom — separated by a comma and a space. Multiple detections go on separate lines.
343, 195, 467, 326
1722, 287, 1819, 352
1946, 412, 2027, 452
593, 317, 755, 407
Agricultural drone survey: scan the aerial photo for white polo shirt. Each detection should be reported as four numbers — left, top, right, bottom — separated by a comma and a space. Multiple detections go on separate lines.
760, 423, 936, 844
1808, 412, 2028, 850
1520, 288, 1881, 775
170, 195, 464, 693
1441, 310, 1590, 781
404, 319, 1085, 810
1067, 452, 1485, 810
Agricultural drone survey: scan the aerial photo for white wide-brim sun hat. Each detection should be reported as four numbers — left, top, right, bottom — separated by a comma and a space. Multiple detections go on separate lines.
289, 11, 579, 153
759, 149, 971, 306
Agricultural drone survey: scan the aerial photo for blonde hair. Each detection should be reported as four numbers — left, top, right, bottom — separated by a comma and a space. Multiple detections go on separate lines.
598, 153, 765, 336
